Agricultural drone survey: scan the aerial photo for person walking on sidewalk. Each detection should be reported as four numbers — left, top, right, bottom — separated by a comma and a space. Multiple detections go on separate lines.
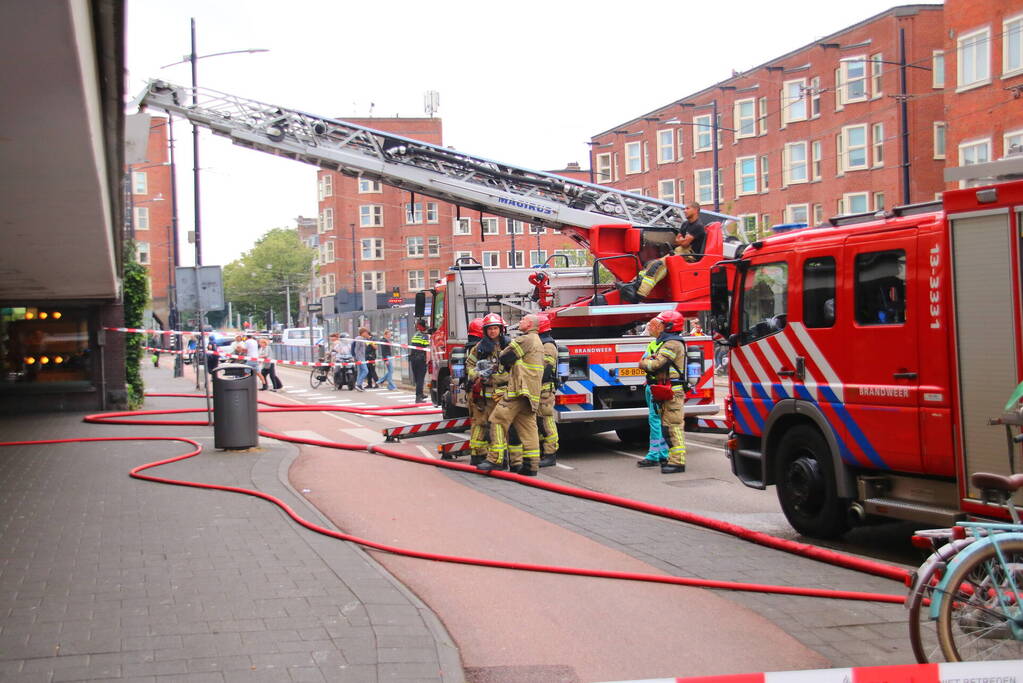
353, 327, 370, 391
638, 310, 689, 474
379, 329, 397, 390
365, 332, 378, 388
409, 318, 431, 402
258, 338, 283, 391
478, 314, 544, 476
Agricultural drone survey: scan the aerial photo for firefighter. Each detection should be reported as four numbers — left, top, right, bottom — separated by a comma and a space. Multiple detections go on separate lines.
537, 313, 560, 467
462, 317, 491, 466
619, 202, 707, 303
479, 314, 544, 476
409, 318, 431, 402
638, 310, 689, 474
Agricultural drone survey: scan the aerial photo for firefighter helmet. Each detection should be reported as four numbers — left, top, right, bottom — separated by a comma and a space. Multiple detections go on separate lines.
654, 310, 686, 331
468, 317, 484, 338
537, 313, 552, 334
481, 313, 506, 330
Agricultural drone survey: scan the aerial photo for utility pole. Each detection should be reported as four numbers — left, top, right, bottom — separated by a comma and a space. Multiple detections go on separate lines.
711, 99, 720, 212
168, 115, 183, 377
898, 28, 911, 205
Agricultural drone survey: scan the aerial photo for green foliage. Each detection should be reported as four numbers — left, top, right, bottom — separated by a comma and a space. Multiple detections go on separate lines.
123, 241, 150, 409
222, 228, 314, 328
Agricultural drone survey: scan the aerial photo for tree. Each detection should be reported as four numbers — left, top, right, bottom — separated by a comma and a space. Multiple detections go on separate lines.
223, 228, 314, 328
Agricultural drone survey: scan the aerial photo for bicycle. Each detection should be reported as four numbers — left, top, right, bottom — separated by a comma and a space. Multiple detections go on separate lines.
309, 355, 330, 389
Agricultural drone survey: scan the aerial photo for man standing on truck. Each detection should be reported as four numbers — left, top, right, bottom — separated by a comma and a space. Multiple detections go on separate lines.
638, 310, 689, 474
619, 202, 708, 303
537, 314, 560, 467
409, 318, 431, 403
478, 314, 544, 476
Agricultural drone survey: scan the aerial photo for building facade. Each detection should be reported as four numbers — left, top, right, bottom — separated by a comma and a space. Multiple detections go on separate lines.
314, 117, 588, 312
943, 0, 1023, 186
589, 4, 946, 238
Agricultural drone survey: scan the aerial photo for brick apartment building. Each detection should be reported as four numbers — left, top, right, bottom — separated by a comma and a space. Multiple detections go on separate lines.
313, 117, 589, 312
590, 4, 947, 238
126, 115, 175, 328
943, 0, 1023, 186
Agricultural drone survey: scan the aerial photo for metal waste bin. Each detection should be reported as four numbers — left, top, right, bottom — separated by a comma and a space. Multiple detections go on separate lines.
212, 363, 259, 450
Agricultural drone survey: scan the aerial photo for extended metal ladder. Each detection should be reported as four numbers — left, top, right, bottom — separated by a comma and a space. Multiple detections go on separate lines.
137, 80, 733, 241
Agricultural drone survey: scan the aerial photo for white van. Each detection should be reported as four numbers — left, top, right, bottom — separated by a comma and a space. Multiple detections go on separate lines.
280, 327, 323, 346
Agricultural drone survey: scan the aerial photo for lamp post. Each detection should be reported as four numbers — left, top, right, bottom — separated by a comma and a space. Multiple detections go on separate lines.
350, 222, 358, 310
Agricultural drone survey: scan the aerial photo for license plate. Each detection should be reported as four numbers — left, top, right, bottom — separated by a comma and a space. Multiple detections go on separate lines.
618, 367, 645, 377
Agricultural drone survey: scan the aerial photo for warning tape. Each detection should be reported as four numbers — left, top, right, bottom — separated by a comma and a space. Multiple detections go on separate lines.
142, 346, 408, 369
694, 417, 730, 434
437, 440, 471, 458
382, 416, 471, 442
109, 327, 435, 352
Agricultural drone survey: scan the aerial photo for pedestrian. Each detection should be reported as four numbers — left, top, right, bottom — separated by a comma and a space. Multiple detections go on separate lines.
379, 329, 398, 390
365, 332, 378, 388
637, 310, 689, 474
619, 202, 708, 303
244, 332, 260, 374
478, 313, 544, 476
204, 334, 220, 374
258, 338, 283, 391
353, 327, 370, 391
409, 318, 431, 403
536, 314, 560, 467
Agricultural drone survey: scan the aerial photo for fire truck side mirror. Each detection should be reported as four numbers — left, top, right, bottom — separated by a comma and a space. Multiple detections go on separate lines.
414, 291, 426, 318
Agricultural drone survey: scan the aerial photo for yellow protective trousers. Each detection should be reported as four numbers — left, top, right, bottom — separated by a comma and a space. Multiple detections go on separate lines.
658, 393, 686, 466
487, 396, 540, 472
538, 386, 559, 456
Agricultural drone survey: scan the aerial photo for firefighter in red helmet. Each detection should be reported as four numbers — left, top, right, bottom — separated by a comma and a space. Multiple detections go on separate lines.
536, 313, 560, 467
637, 309, 689, 473
467, 314, 508, 465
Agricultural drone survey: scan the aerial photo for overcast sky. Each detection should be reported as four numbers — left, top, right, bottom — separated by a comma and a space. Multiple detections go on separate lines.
126, 0, 925, 266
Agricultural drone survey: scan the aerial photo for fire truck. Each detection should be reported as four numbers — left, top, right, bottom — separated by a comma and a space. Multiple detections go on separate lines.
137, 80, 742, 440
709, 158, 1023, 538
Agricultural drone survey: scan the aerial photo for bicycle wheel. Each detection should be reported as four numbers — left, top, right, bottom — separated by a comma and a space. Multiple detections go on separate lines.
937, 538, 1023, 662
908, 568, 943, 662
309, 367, 325, 389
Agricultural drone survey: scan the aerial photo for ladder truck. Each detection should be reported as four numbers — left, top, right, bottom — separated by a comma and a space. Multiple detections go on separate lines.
709, 157, 1023, 538
136, 80, 742, 439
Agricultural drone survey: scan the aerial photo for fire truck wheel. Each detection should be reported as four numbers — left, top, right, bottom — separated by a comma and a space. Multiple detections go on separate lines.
441, 389, 468, 419
774, 424, 850, 539
615, 426, 648, 445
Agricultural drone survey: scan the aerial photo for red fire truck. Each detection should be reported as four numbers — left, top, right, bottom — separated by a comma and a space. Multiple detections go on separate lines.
710, 160, 1023, 538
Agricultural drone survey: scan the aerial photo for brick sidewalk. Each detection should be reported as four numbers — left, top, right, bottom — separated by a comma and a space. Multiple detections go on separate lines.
0, 365, 462, 682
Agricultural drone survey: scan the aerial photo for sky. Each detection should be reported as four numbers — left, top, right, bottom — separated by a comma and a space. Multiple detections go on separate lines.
126, 0, 927, 267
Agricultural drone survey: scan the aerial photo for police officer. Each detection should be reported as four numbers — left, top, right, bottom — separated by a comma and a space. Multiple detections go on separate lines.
479, 314, 544, 476
638, 310, 689, 474
409, 318, 431, 402
536, 313, 560, 467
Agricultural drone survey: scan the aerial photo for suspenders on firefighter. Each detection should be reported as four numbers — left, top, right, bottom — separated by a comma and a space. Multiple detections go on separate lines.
637, 310, 689, 474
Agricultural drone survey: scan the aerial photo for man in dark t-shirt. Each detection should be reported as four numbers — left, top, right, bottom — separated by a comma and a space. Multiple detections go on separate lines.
619, 202, 708, 303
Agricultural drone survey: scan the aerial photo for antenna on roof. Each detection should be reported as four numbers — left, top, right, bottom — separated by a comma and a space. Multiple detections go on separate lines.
424, 90, 440, 118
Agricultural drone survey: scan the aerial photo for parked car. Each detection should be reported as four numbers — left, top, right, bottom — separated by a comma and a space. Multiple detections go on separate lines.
280, 327, 323, 346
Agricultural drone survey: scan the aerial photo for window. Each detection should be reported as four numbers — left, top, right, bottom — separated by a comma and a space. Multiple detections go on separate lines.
873, 192, 885, 212
358, 177, 381, 193
359, 205, 382, 227
657, 130, 675, 163
134, 207, 149, 230
529, 250, 547, 266
406, 236, 424, 257
739, 215, 758, 241
625, 141, 644, 174
782, 142, 807, 185
362, 272, 385, 292
959, 138, 991, 167
957, 27, 991, 90
804, 257, 836, 328
322, 240, 336, 263
596, 153, 613, 183
137, 241, 150, 265
872, 123, 884, 166
1006, 15, 1023, 75
319, 174, 333, 199
506, 219, 525, 235
870, 53, 883, 98
811, 140, 822, 181
834, 66, 844, 111
482, 251, 500, 268
658, 179, 676, 202
453, 217, 471, 235
507, 250, 524, 268
810, 77, 821, 118
133, 171, 147, 195
736, 156, 757, 196
758, 97, 768, 135
934, 122, 947, 159
695, 168, 714, 203
481, 217, 499, 235
759, 155, 769, 191
429, 269, 440, 283
932, 50, 945, 88
786, 204, 809, 224
812, 203, 824, 225
761, 214, 771, 231
855, 250, 906, 325
528, 223, 546, 234
405, 202, 438, 224
781, 79, 807, 124
427, 236, 441, 257
677, 179, 686, 204
1005, 129, 1023, 157
322, 208, 334, 231
734, 99, 756, 138
739, 262, 788, 345
841, 124, 868, 171
361, 238, 384, 260
323, 273, 337, 296
693, 114, 713, 151
841, 57, 868, 103
454, 250, 473, 264
843, 192, 870, 214
407, 270, 425, 291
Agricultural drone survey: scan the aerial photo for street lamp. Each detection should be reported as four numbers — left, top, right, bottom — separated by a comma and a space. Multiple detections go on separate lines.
160, 18, 268, 267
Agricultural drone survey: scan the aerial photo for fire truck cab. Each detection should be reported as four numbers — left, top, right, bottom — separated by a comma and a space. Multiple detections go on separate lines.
711, 163, 1023, 538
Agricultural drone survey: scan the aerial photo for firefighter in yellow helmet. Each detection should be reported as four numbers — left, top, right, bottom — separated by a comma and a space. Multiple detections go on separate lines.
638, 310, 689, 473
478, 313, 544, 476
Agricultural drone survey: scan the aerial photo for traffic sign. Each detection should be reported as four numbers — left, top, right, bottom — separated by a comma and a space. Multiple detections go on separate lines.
307, 302, 323, 312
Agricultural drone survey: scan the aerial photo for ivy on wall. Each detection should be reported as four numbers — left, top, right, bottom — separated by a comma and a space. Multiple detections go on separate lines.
123, 242, 149, 409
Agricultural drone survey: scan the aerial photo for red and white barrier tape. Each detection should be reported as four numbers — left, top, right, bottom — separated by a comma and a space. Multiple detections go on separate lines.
142, 346, 408, 368
109, 327, 435, 352
382, 417, 471, 440
599, 659, 1023, 683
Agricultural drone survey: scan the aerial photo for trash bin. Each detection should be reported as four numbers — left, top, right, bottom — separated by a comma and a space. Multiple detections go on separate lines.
212, 363, 259, 450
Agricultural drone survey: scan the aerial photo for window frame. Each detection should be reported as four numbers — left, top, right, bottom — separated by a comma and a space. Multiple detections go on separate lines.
739, 261, 789, 345
693, 114, 713, 152
759, 155, 769, 191
361, 271, 385, 293
528, 250, 547, 267
427, 235, 441, 257
322, 174, 333, 198
358, 177, 382, 193
481, 250, 500, 269
360, 237, 384, 260
757, 96, 769, 135
405, 235, 425, 258
841, 124, 869, 172
695, 168, 714, 204
841, 56, 868, 103
507, 250, 524, 268
854, 249, 906, 326
1004, 128, 1023, 157
1005, 14, 1023, 77
133, 171, 147, 195
782, 141, 808, 185
657, 129, 675, 163
734, 98, 756, 139
932, 50, 945, 89
870, 53, 883, 99
957, 26, 992, 91
453, 217, 471, 235
781, 78, 807, 124
407, 269, 425, 292
481, 217, 499, 236
625, 141, 644, 174
811, 140, 822, 181
657, 178, 676, 202
872, 122, 884, 167
137, 241, 151, 265
933, 122, 947, 159
134, 206, 149, 231
323, 240, 336, 263
786, 204, 809, 224
735, 156, 758, 196
359, 204, 383, 227
595, 153, 614, 183
506, 219, 525, 235
842, 191, 870, 215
